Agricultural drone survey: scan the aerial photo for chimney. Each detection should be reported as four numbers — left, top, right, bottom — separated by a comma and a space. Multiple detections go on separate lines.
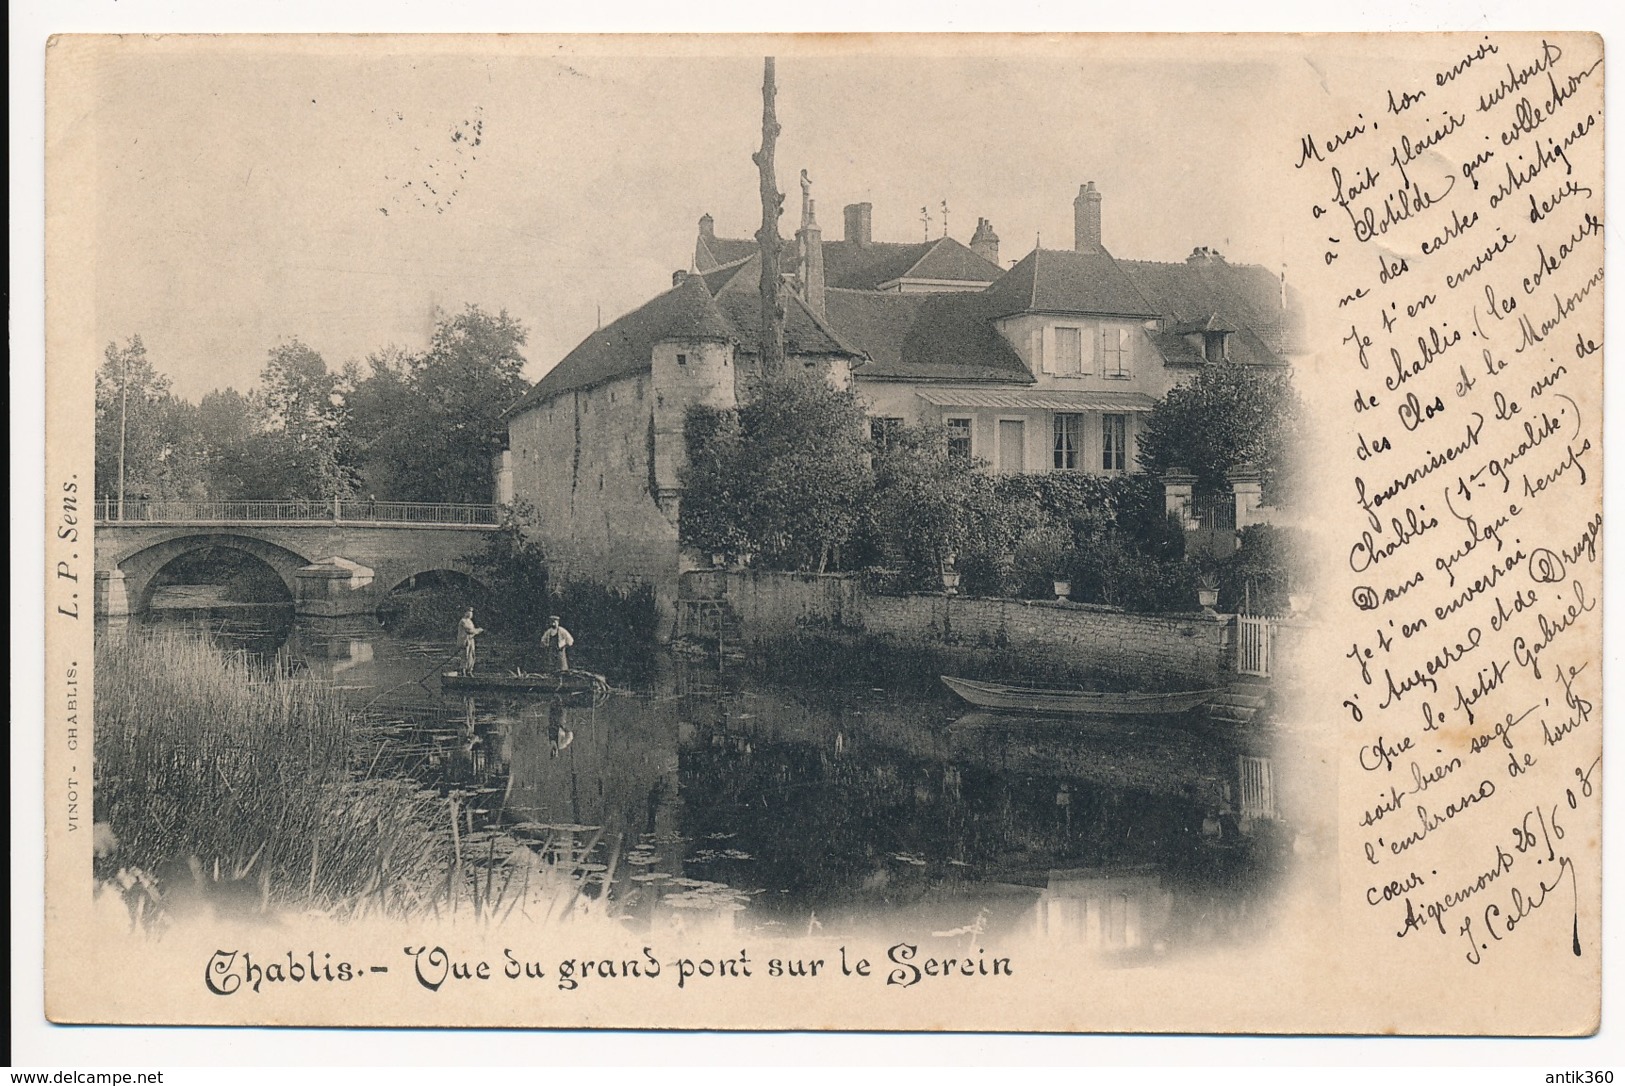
844, 202, 872, 248
798, 199, 826, 319
698, 213, 715, 240
672, 270, 689, 287
970, 217, 1000, 266
1074, 182, 1103, 252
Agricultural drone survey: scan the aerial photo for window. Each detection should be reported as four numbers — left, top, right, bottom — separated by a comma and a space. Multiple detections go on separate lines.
1101, 326, 1130, 377
1054, 327, 1084, 375
1053, 413, 1082, 470
946, 417, 972, 460
1102, 413, 1127, 471
998, 419, 1026, 473
676, 353, 688, 366
870, 417, 904, 451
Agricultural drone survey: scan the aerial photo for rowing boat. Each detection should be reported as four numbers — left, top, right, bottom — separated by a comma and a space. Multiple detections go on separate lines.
442, 670, 610, 696
940, 675, 1218, 716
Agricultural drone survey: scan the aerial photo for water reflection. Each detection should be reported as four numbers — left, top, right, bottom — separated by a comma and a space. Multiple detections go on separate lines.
128, 609, 1295, 958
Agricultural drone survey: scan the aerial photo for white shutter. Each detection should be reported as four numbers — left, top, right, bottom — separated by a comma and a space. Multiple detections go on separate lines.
1039, 326, 1057, 375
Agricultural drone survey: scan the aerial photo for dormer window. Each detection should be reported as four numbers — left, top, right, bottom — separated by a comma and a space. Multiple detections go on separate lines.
1203, 331, 1229, 362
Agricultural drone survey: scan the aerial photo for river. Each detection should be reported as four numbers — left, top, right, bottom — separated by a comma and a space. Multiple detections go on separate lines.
129, 598, 1309, 959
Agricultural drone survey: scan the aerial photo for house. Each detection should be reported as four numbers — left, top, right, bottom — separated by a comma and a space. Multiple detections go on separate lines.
503, 179, 1303, 625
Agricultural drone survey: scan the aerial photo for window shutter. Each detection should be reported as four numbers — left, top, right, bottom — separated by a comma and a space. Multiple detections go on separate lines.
1039, 327, 1058, 375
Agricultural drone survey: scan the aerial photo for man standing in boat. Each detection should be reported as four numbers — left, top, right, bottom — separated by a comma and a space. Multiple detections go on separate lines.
540, 614, 574, 673
457, 607, 484, 676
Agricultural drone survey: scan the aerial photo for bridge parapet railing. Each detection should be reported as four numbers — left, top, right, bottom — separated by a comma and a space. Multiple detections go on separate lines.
95, 498, 500, 526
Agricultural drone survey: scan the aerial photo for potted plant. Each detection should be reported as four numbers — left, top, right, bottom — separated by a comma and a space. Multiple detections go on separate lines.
939, 551, 962, 596
1196, 571, 1220, 611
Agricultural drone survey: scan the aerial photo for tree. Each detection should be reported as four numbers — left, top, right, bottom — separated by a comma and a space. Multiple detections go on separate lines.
863, 423, 996, 590
680, 376, 873, 571
258, 339, 355, 500
1136, 364, 1303, 504
753, 57, 786, 378
195, 387, 291, 500
348, 307, 530, 503
94, 336, 207, 502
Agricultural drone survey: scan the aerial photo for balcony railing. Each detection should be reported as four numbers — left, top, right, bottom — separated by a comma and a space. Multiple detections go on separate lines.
95, 498, 500, 526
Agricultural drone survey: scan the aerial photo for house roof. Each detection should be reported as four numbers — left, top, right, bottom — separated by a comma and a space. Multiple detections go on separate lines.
832, 288, 1033, 384
715, 289, 861, 358
508, 272, 867, 416
824, 236, 1003, 289
701, 232, 1002, 292
983, 247, 1161, 319
1118, 256, 1306, 361
695, 233, 765, 270
504, 273, 733, 415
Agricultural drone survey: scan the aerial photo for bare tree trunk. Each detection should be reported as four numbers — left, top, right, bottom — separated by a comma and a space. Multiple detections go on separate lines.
753, 56, 786, 379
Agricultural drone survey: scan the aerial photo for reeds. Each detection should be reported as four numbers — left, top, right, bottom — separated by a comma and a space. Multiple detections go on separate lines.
94, 631, 611, 926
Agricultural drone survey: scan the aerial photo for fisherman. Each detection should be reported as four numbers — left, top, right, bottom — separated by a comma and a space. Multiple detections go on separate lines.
539, 614, 574, 673
457, 607, 484, 676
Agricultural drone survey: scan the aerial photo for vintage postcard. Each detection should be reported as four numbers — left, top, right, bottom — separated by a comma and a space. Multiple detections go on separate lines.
42, 32, 1603, 1033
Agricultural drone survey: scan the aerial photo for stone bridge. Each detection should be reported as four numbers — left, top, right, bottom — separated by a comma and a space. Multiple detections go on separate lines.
93, 500, 501, 618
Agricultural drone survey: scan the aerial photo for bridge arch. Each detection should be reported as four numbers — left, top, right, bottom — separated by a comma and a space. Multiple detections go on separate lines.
114, 532, 316, 614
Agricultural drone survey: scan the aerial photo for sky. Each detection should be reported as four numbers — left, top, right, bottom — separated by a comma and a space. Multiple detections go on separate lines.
80, 39, 1304, 401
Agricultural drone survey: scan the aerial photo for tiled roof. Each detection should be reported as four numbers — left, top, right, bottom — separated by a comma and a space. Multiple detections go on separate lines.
1118, 257, 1305, 360
504, 274, 733, 414
698, 255, 757, 296
695, 234, 764, 270
822, 289, 929, 369
840, 288, 1033, 384
892, 237, 1005, 285
1170, 312, 1237, 335
703, 234, 1002, 292
984, 247, 1160, 319
715, 289, 860, 358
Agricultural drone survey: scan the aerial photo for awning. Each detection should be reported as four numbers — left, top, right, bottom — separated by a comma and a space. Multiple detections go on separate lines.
914, 388, 1157, 412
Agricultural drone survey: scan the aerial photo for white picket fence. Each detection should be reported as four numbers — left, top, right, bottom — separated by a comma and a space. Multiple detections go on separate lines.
1235, 613, 1273, 677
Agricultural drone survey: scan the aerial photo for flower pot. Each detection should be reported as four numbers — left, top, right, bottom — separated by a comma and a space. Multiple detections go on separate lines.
1053, 580, 1071, 601
940, 570, 962, 595
710, 552, 728, 569
1289, 592, 1313, 615
1197, 588, 1220, 609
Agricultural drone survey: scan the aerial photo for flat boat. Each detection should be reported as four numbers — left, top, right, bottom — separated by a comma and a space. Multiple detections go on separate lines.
442, 669, 610, 697
940, 675, 1218, 716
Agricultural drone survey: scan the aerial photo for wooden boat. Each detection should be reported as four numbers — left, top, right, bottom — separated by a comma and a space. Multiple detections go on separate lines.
940, 675, 1219, 716
442, 669, 610, 696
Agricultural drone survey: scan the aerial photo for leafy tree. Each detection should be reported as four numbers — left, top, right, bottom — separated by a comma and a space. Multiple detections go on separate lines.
1136, 364, 1303, 504
680, 376, 873, 572
349, 307, 530, 503
94, 336, 207, 502
194, 387, 301, 500
677, 405, 750, 557
859, 423, 1015, 592
257, 339, 355, 501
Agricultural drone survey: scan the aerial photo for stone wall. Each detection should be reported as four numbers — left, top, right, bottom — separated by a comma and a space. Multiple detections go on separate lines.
684, 570, 1233, 687
507, 373, 684, 622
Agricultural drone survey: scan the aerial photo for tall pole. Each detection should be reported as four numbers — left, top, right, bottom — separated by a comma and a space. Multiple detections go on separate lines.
753, 56, 786, 379
116, 343, 130, 521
